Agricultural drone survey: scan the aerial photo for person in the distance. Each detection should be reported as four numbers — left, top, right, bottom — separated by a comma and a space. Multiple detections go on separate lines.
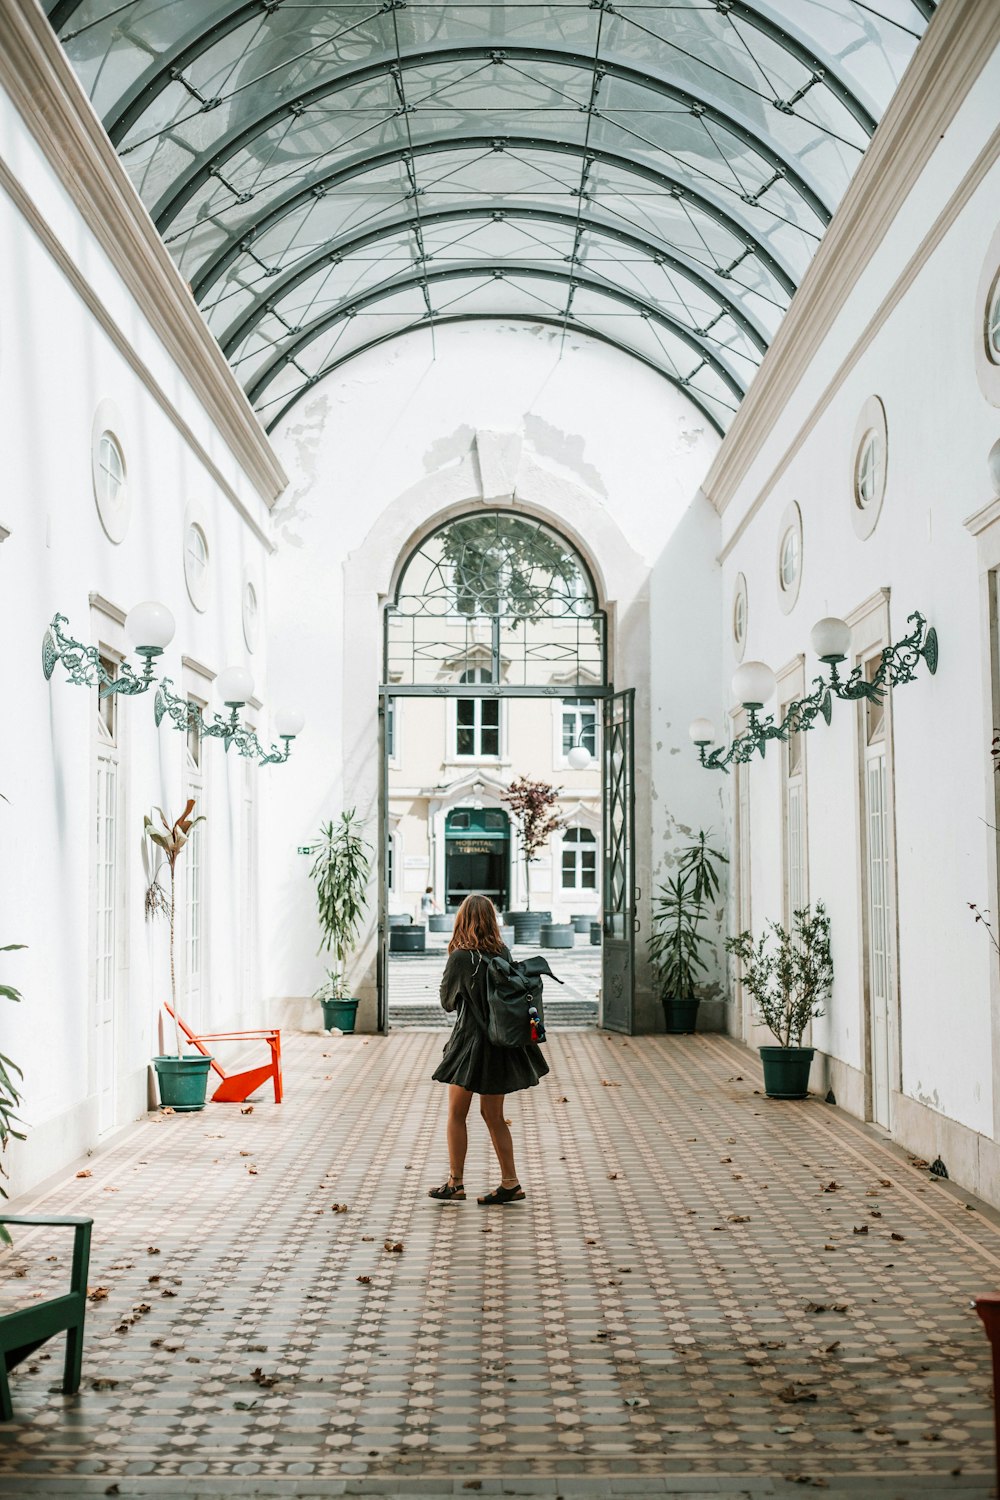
428, 894, 548, 1204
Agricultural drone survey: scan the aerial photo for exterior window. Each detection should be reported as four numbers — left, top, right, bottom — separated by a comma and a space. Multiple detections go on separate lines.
561, 699, 596, 759
186, 699, 202, 769
777, 501, 803, 614
91, 403, 131, 543
386, 833, 394, 892
851, 396, 888, 539
184, 522, 210, 612
96, 654, 117, 741
562, 826, 597, 890
386, 696, 395, 759
456, 668, 499, 757
97, 433, 125, 512
450, 810, 471, 830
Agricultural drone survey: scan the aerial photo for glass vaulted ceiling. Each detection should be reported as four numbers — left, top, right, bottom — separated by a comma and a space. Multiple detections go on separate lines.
48, 0, 935, 434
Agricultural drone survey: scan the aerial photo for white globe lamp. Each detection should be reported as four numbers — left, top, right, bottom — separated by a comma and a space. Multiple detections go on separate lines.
124, 600, 175, 653
810, 616, 851, 664
567, 743, 592, 771
731, 659, 776, 709
215, 665, 254, 707
688, 717, 716, 746
274, 707, 305, 739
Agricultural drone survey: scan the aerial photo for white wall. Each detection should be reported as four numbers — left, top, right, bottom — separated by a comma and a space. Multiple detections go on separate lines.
264, 320, 720, 1029
717, 41, 1000, 1167
0, 81, 275, 1197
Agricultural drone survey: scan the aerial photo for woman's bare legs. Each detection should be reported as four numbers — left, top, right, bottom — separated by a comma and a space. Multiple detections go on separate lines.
446, 1086, 474, 1184
479, 1094, 518, 1185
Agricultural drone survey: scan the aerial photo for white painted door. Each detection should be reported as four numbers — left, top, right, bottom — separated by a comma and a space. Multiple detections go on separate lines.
93, 670, 120, 1137
864, 745, 892, 1126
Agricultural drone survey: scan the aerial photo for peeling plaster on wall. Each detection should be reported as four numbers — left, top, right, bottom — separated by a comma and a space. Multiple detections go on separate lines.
272, 393, 330, 547
422, 425, 476, 474
675, 419, 706, 452
522, 414, 607, 497
915, 1085, 942, 1111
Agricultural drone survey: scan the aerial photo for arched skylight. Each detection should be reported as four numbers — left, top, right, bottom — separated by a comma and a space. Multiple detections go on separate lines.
48, 0, 935, 432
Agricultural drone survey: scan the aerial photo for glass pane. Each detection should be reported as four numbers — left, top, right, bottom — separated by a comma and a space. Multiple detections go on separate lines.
456, 699, 475, 726
561, 853, 575, 887
482, 700, 499, 729
480, 726, 499, 757
456, 727, 475, 756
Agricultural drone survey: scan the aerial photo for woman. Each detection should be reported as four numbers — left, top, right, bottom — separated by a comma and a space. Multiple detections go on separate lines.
428, 894, 548, 1205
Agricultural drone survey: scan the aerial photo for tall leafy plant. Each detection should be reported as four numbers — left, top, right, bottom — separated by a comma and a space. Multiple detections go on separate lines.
144, 800, 205, 1059
502, 776, 564, 910
309, 811, 372, 1000
648, 831, 728, 1000
0, 943, 25, 1248
725, 903, 834, 1047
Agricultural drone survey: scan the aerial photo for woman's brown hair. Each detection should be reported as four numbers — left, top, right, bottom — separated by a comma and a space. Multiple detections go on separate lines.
449, 894, 505, 955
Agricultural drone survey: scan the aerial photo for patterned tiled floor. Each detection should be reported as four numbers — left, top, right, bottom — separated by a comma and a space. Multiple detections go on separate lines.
2, 1032, 999, 1500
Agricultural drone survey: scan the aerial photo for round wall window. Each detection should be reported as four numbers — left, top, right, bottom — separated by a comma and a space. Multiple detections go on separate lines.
974, 224, 1000, 406
732, 573, 747, 662
243, 578, 259, 652
184, 518, 211, 612
987, 267, 1000, 365
91, 401, 131, 544
850, 395, 888, 539
776, 501, 803, 615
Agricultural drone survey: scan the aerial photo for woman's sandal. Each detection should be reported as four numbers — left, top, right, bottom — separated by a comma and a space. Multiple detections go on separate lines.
477, 1183, 526, 1205
428, 1180, 466, 1201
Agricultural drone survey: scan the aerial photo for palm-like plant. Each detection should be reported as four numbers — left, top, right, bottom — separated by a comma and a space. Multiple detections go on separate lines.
144, 800, 205, 1058
648, 831, 728, 1002
308, 811, 372, 1000
0, 942, 25, 1248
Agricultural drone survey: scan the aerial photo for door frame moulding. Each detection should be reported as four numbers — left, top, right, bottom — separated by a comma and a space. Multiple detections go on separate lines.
707, 0, 1000, 531
347, 430, 651, 1032
0, 0, 286, 513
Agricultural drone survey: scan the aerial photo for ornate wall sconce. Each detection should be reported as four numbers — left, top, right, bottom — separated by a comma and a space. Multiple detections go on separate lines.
42, 601, 175, 696
155, 671, 304, 766
44, 605, 303, 767
690, 610, 938, 773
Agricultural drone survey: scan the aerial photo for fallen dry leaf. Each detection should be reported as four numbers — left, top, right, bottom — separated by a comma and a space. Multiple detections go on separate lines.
76, 1169, 92, 1179
91, 1377, 118, 1391
241, 1105, 254, 1115
357, 1275, 372, 1284
825, 1340, 841, 1354
87, 1287, 109, 1302
246, 1165, 258, 1175
853, 1225, 869, 1235
239, 1150, 252, 1158
879, 1178, 892, 1187
821, 1181, 839, 1193
727, 1214, 750, 1223
601, 1079, 621, 1088
331, 1203, 349, 1214
607, 1172, 619, 1180
890, 1232, 905, 1242
720, 1156, 732, 1164
823, 1244, 837, 1251
160, 1289, 176, 1299
147, 1247, 160, 1256
250, 1367, 278, 1388
361, 1235, 375, 1242
558, 1096, 569, 1103
384, 1240, 404, 1253
778, 1384, 818, 1404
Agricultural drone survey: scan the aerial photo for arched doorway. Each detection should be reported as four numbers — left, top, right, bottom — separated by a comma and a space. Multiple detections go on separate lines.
379, 508, 635, 1034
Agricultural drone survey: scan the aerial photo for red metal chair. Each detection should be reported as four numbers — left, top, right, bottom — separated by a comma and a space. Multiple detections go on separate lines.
164, 1005, 283, 1104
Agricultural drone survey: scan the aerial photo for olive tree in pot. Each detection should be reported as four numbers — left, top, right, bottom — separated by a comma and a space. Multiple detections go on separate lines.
309, 811, 372, 1033
144, 801, 213, 1111
725, 903, 833, 1099
501, 776, 563, 945
648, 831, 727, 1033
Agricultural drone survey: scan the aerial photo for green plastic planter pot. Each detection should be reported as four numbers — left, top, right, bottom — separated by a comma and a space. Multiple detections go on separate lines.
759, 1045, 814, 1099
153, 1055, 214, 1111
662, 998, 699, 1034
322, 998, 360, 1033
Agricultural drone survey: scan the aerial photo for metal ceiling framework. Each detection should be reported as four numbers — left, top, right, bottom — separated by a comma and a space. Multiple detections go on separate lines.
48, 0, 935, 433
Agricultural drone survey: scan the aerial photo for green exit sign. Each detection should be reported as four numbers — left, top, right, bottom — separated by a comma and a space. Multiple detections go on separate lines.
297, 846, 312, 855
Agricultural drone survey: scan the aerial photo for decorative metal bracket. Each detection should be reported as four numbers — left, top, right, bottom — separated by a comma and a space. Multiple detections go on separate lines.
42, 614, 161, 697
155, 678, 296, 766
823, 611, 938, 705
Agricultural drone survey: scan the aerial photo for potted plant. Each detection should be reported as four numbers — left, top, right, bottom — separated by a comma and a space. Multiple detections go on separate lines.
725, 903, 833, 1099
502, 776, 563, 945
308, 810, 372, 1033
1, 941, 25, 1246
648, 830, 727, 1033
145, 801, 214, 1110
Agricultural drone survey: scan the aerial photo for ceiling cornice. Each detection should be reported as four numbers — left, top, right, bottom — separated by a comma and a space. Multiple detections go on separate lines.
0, 0, 287, 510
703, 0, 1000, 519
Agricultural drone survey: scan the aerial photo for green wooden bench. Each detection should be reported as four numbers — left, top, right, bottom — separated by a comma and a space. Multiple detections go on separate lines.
0, 1214, 92, 1421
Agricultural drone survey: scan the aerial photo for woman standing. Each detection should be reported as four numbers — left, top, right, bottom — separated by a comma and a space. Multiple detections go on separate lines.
428, 894, 548, 1205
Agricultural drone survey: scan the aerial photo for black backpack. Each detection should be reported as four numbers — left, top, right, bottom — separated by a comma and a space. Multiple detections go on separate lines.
485, 953, 563, 1048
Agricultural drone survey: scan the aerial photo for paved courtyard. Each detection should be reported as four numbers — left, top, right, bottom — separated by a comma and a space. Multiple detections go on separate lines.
1, 1031, 999, 1499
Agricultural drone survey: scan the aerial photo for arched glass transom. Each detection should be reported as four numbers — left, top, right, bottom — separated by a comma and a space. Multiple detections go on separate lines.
47, 0, 935, 434
386, 511, 605, 690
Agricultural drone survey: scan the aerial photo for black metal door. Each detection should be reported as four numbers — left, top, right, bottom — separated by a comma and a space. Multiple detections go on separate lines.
602, 689, 635, 1033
